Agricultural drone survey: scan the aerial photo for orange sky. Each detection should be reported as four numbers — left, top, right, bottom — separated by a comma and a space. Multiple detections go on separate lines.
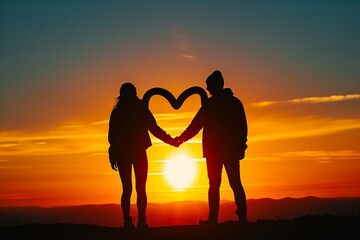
1, 80, 359, 206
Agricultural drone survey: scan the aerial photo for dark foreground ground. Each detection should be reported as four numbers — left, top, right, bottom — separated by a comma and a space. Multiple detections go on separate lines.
0, 215, 359, 240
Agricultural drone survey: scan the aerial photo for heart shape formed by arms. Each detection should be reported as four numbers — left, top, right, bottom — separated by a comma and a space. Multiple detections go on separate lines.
142, 86, 208, 109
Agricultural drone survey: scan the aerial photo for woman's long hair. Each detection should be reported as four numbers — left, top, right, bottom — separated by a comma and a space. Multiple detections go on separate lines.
113, 82, 138, 108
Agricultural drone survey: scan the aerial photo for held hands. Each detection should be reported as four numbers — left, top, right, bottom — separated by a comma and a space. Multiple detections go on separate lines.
164, 136, 184, 147
166, 137, 179, 147
163, 133, 185, 147
174, 136, 184, 147
168, 136, 185, 147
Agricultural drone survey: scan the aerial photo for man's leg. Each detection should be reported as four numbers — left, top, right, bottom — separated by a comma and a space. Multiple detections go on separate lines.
118, 162, 133, 226
133, 151, 148, 228
206, 157, 223, 223
224, 160, 247, 222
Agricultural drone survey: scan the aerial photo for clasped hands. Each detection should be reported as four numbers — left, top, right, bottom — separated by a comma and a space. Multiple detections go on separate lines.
166, 136, 184, 148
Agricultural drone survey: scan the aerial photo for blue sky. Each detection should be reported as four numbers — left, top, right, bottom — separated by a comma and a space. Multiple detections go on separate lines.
0, 0, 359, 131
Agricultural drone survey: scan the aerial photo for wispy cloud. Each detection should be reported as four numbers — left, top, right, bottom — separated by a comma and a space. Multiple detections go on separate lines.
252, 94, 360, 107
250, 117, 360, 142
0, 130, 107, 156
0, 111, 198, 156
0, 133, 105, 142
0, 193, 29, 200
279, 150, 360, 159
245, 150, 360, 162
89, 112, 195, 126
151, 138, 202, 145
91, 120, 109, 126
154, 112, 196, 121
0, 165, 29, 170
271, 150, 360, 164
173, 30, 199, 61
0, 143, 20, 148
148, 172, 165, 176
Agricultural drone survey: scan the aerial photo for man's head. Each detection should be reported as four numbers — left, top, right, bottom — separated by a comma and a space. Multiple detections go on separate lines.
206, 70, 224, 96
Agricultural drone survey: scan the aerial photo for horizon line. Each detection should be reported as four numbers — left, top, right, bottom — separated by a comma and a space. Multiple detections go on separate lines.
2, 196, 360, 208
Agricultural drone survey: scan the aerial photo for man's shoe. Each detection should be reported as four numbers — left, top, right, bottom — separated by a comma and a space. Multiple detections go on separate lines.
137, 221, 149, 230
235, 210, 248, 223
238, 217, 248, 224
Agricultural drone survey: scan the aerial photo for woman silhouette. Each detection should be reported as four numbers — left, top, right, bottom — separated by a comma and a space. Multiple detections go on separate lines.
108, 83, 176, 229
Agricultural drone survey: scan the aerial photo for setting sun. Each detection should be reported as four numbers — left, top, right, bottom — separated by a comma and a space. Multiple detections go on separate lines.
164, 153, 197, 191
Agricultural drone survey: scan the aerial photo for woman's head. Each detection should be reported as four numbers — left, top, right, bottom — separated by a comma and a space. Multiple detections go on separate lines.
114, 82, 138, 108
120, 82, 137, 98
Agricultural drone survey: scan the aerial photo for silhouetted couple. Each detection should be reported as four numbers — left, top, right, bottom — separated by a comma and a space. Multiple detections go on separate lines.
108, 70, 248, 229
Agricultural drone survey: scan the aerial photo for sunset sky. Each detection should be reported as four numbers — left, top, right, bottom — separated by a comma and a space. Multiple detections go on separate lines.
1, 1, 359, 207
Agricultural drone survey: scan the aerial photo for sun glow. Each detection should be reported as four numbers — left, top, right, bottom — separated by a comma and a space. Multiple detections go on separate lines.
164, 153, 197, 191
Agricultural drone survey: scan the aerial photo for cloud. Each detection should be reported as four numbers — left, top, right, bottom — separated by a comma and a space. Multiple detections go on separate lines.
279, 150, 360, 159
252, 94, 360, 107
180, 54, 198, 59
89, 112, 195, 127
151, 138, 202, 145
148, 172, 165, 176
0, 111, 198, 156
173, 30, 199, 61
0, 193, 28, 200
0, 143, 20, 148
245, 150, 360, 162
266, 150, 360, 164
0, 133, 105, 142
91, 120, 109, 126
0, 129, 107, 156
153, 112, 196, 122
250, 117, 360, 143
0, 165, 28, 170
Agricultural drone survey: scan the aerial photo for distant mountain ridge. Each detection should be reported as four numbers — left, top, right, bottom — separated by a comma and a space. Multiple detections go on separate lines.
1, 197, 359, 227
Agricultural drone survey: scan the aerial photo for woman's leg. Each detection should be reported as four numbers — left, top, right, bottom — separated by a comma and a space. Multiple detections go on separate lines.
118, 162, 133, 224
133, 151, 148, 227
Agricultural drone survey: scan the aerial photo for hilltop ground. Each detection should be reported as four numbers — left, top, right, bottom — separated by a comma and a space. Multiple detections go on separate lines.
1, 215, 359, 240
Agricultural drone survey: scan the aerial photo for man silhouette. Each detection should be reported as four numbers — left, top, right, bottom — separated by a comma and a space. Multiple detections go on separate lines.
176, 70, 248, 224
